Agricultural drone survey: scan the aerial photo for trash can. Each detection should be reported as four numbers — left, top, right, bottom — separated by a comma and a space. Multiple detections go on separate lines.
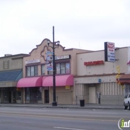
80, 99, 85, 107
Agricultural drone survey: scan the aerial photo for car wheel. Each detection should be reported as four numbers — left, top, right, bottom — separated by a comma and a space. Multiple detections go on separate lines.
128, 103, 130, 110
124, 105, 128, 110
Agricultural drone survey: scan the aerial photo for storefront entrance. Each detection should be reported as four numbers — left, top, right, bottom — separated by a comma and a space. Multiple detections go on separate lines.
44, 90, 49, 103
3, 89, 11, 103
25, 87, 42, 103
89, 86, 96, 103
0, 88, 13, 103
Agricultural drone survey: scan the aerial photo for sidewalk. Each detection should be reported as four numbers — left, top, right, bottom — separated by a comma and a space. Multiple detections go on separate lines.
0, 103, 124, 110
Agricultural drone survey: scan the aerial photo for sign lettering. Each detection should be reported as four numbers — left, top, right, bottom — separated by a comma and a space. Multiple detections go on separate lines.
84, 60, 104, 66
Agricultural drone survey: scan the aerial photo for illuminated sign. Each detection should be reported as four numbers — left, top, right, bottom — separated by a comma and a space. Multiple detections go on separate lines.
84, 60, 104, 66
104, 42, 115, 62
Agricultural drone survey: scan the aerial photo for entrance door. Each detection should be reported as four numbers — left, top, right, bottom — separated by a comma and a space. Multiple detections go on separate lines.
3, 88, 11, 103
12, 90, 16, 103
30, 88, 38, 103
44, 90, 49, 103
89, 87, 96, 103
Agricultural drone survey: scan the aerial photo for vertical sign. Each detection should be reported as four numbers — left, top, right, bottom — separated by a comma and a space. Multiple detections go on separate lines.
46, 51, 53, 71
104, 42, 115, 62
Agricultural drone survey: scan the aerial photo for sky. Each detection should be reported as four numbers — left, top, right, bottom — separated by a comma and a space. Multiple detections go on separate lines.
0, 0, 130, 56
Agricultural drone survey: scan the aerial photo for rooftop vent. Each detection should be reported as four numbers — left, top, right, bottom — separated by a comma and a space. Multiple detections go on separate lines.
4, 54, 12, 57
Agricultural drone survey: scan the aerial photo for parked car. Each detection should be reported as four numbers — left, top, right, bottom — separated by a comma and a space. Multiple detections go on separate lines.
124, 93, 130, 110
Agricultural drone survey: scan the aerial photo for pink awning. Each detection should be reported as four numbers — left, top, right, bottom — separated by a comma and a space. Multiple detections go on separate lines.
42, 75, 74, 87
17, 77, 42, 88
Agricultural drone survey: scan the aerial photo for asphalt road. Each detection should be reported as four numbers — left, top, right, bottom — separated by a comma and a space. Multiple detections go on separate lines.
0, 107, 129, 130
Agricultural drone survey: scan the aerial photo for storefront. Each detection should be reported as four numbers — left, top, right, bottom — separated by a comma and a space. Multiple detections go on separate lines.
17, 38, 84, 104
0, 69, 23, 103
42, 75, 73, 104
119, 74, 130, 96
17, 75, 74, 104
0, 54, 28, 104
74, 46, 130, 105
17, 77, 42, 103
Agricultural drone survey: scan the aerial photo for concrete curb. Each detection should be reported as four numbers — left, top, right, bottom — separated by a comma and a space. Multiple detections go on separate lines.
0, 104, 124, 110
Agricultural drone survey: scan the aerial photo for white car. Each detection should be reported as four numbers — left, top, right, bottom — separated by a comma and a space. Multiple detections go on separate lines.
124, 93, 130, 110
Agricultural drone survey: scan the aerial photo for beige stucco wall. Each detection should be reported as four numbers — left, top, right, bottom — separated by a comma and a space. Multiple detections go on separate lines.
75, 75, 117, 84
74, 47, 128, 105
0, 57, 23, 71
23, 39, 87, 77
77, 48, 128, 76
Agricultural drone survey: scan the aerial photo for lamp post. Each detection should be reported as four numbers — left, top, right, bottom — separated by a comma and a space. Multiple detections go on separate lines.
47, 26, 60, 106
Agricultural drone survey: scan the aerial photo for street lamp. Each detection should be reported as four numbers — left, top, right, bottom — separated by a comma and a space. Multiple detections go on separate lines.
47, 26, 60, 106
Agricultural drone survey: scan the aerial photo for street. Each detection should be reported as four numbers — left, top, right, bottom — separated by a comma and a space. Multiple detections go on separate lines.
0, 107, 129, 130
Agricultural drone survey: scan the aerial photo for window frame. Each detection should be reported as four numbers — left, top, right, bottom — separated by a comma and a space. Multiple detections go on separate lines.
55, 62, 70, 75
26, 65, 38, 77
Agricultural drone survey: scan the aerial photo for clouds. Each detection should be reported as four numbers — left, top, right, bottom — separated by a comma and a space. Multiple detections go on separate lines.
0, 0, 130, 56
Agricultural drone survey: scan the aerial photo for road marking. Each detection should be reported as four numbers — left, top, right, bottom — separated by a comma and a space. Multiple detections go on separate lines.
54, 126, 85, 130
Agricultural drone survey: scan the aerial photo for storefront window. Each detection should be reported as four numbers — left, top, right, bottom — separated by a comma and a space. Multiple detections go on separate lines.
16, 91, 21, 100
41, 65, 45, 75
26, 65, 38, 77
61, 63, 65, 74
66, 63, 70, 73
25, 88, 30, 101
27, 67, 30, 76
34, 66, 38, 76
37, 88, 42, 101
31, 66, 34, 76
25, 88, 42, 102
56, 62, 70, 74
56, 63, 60, 74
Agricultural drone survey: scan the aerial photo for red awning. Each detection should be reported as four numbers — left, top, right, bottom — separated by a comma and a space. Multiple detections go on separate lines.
42, 75, 74, 87
17, 77, 42, 88
119, 74, 130, 84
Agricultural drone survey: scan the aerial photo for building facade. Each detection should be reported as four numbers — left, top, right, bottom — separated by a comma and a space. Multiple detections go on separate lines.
17, 39, 87, 104
0, 54, 27, 103
74, 47, 130, 105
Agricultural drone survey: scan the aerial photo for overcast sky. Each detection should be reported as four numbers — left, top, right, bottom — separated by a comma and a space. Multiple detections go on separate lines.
0, 0, 130, 56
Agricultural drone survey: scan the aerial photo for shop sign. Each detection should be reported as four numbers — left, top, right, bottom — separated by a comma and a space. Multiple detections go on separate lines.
47, 62, 53, 71
25, 59, 40, 65
104, 42, 115, 62
46, 51, 53, 62
84, 60, 104, 66
65, 86, 70, 89
55, 55, 70, 60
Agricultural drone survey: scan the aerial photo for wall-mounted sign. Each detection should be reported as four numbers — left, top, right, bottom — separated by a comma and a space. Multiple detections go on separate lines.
25, 59, 40, 65
98, 79, 102, 83
46, 51, 53, 62
47, 62, 53, 71
84, 60, 104, 66
55, 55, 71, 60
104, 42, 115, 62
65, 86, 70, 89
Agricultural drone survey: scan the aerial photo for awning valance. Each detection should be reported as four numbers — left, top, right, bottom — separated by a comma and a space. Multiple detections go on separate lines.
119, 74, 130, 84
42, 75, 74, 87
17, 77, 42, 88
